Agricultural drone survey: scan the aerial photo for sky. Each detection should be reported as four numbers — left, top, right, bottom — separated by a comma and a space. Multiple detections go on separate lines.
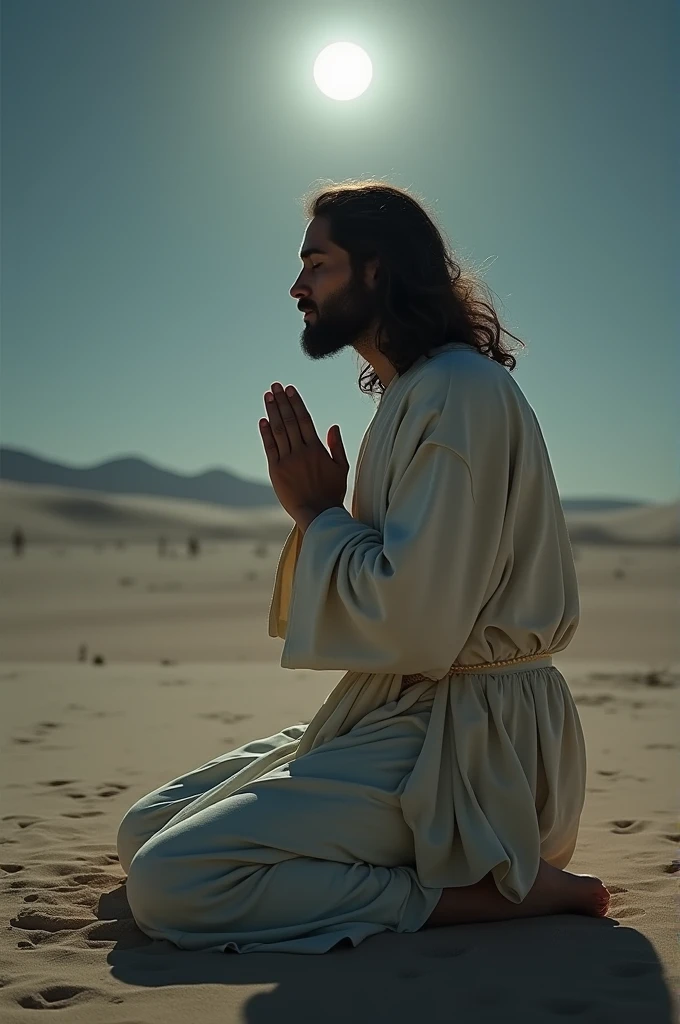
1, 0, 677, 503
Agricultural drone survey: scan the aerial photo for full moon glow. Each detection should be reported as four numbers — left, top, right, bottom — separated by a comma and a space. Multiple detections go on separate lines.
313, 42, 372, 101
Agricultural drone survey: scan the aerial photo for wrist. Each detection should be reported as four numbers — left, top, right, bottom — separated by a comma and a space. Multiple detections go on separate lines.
293, 503, 341, 535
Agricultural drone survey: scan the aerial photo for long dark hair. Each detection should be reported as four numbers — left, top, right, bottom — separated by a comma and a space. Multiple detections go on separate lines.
302, 179, 526, 397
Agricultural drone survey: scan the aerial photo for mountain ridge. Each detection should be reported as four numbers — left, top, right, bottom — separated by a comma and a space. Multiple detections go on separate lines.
1, 446, 276, 509
0, 445, 658, 514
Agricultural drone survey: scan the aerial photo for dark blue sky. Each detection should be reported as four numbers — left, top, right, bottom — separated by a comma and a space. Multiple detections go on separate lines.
2, 0, 677, 501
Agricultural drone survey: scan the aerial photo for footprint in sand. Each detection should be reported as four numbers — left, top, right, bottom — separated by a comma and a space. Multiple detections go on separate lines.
11, 908, 95, 932
96, 783, 130, 798
2, 815, 42, 829
16, 984, 102, 1010
12, 722, 65, 747
0, 864, 24, 874
610, 820, 648, 834
40, 781, 130, 806
21, 892, 80, 907
199, 712, 253, 725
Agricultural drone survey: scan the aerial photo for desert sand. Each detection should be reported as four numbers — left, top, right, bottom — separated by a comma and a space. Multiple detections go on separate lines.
1, 494, 678, 1022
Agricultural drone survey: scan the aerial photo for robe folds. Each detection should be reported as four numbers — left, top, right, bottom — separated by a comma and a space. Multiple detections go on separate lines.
119, 341, 587, 953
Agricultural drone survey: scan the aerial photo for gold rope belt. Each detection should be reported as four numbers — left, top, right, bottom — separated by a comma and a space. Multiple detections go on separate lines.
401, 650, 554, 685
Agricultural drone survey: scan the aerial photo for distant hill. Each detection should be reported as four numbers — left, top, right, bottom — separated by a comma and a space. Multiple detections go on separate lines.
0, 446, 277, 509
0, 446, 657, 515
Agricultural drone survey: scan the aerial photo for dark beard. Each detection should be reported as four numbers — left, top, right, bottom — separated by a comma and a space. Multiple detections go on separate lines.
299, 273, 380, 360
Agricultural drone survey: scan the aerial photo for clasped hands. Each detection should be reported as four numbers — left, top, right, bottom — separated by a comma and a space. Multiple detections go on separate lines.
259, 382, 349, 531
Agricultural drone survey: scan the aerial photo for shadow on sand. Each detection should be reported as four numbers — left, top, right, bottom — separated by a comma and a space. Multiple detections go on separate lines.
102, 882, 674, 1024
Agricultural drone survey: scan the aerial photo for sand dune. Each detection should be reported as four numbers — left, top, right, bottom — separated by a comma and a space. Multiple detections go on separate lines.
0, 481, 292, 544
567, 500, 680, 546
1, 480, 678, 546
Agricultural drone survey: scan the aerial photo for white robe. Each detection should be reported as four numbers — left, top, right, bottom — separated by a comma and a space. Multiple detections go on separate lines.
269, 340, 580, 676
119, 342, 587, 954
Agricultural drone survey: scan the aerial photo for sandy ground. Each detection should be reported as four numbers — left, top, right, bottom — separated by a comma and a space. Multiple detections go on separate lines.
1, 540, 679, 1023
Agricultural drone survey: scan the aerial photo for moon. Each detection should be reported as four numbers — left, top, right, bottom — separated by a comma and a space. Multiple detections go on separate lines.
313, 42, 373, 101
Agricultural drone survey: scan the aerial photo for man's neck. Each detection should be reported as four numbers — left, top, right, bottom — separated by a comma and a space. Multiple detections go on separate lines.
354, 336, 397, 389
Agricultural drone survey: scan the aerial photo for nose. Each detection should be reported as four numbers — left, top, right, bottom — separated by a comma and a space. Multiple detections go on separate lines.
290, 273, 310, 301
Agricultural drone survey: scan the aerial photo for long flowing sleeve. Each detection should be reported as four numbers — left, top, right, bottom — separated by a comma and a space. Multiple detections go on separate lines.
278, 439, 506, 677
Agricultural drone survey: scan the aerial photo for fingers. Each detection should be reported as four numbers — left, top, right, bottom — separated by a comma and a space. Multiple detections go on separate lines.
281, 385, 318, 446
258, 418, 279, 465
327, 425, 349, 471
263, 385, 291, 456
264, 383, 313, 455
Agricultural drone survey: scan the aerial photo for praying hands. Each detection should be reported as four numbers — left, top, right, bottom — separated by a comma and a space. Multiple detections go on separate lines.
259, 382, 350, 532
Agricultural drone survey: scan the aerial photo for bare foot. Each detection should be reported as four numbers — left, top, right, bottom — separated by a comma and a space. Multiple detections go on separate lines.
424, 859, 610, 927
520, 860, 611, 918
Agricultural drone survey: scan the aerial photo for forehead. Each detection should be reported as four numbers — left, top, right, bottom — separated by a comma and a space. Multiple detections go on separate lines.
298, 216, 339, 259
